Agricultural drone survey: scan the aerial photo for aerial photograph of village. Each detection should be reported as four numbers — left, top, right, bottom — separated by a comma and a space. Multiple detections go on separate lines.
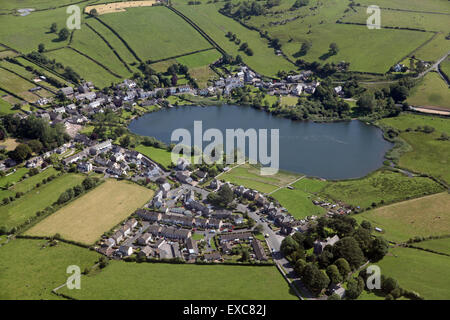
0, 0, 449, 308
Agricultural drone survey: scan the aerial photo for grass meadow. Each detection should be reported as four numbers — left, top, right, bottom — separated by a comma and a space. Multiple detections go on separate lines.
354, 192, 450, 243
246, 0, 431, 73
59, 261, 297, 300
219, 163, 302, 194
176, 49, 222, 68
379, 113, 450, 183
99, 6, 212, 62
0, 68, 40, 103
71, 22, 133, 78
407, 72, 450, 109
0, 238, 99, 300
0, 173, 85, 230
134, 145, 175, 169
440, 57, 450, 79
175, 3, 295, 77
0, 7, 70, 53
25, 180, 154, 244
271, 178, 327, 219
414, 237, 450, 255
83, 17, 139, 66
370, 246, 450, 300
320, 169, 445, 209
45, 48, 119, 88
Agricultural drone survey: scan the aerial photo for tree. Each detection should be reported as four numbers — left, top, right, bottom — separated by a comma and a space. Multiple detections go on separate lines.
335, 258, 351, 279
352, 227, 372, 256
326, 264, 343, 284
328, 293, 341, 300
240, 248, 250, 262
369, 236, 389, 262
292, 0, 309, 9
38, 43, 45, 53
281, 236, 300, 256
171, 74, 178, 86
120, 135, 131, 148
317, 249, 334, 269
89, 8, 98, 16
58, 27, 70, 41
332, 237, 366, 270
73, 184, 84, 197
57, 190, 72, 204
254, 224, 264, 234
301, 263, 330, 296
390, 85, 409, 102
11, 144, 32, 162
99, 256, 109, 268
329, 42, 339, 55
346, 276, 365, 299
298, 41, 312, 56
382, 277, 398, 295
356, 93, 376, 113
27, 139, 43, 153
207, 184, 234, 207
82, 177, 97, 190
50, 22, 57, 33
360, 220, 372, 230
294, 258, 307, 275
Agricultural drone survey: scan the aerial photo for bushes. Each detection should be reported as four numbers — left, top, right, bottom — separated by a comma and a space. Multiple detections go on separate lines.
58, 177, 100, 205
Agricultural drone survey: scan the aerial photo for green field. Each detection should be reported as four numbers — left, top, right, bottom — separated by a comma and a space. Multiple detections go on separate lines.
0, 173, 85, 231
370, 246, 450, 300
0, 0, 85, 11
59, 261, 297, 300
0, 60, 59, 94
341, 6, 450, 63
10, 168, 58, 194
0, 167, 29, 189
71, 21, 133, 78
176, 49, 222, 68
271, 178, 327, 219
80, 17, 139, 66
244, 0, 432, 73
440, 58, 450, 79
134, 144, 197, 169
321, 169, 445, 209
407, 72, 450, 109
134, 145, 175, 169
414, 237, 450, 255
0, 7, 70, 53
354, 192, 450, 243
175, 2, 295, 77
356, 0, 450, 13
45, 48, 120, 88
343, 7, 450, 33
220, 163, 301, 194
0, 96, 16, 115
0, 68, 40, 102
15, 57, 72, 87
380, 113, 450, 133
99, 6, 212, 62
379, 113, 450, 183
0, 238, 99, 300
26, 180, 154, 245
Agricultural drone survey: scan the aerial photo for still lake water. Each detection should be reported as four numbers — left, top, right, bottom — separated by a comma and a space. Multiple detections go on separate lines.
128, 105, 393, 180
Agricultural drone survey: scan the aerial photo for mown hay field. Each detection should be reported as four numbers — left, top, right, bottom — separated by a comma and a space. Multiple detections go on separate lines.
25, 179, 154, 244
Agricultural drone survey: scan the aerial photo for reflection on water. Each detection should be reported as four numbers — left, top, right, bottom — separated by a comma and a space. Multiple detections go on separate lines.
129, 105, 393, 180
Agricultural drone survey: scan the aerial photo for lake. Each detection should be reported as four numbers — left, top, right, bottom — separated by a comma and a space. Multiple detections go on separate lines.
128, 105, 393, 180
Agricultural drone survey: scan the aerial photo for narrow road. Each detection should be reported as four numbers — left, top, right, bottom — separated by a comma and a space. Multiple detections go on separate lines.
267, 175, 305, 195
237, 203, 316, 300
